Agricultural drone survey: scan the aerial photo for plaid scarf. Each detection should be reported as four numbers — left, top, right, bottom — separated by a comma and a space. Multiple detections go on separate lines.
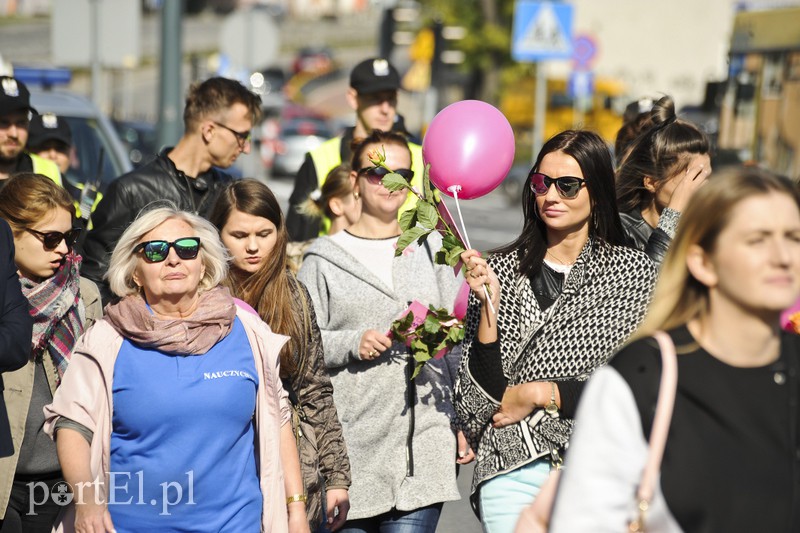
20, 253, 84, 385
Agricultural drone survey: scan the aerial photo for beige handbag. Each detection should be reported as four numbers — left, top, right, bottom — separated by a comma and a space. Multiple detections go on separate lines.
515, 331, 678, 533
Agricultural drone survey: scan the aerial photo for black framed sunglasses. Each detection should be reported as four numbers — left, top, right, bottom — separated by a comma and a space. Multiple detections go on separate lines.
134, 237, 201, 263
213, 121, 251, 148
26, 227, 81, 251
529, 172, 586, 199
357, 166, 414, 186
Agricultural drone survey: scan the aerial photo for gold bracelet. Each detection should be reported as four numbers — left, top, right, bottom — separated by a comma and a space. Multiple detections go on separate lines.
544, 381, 559, 417
286, 493, 307, 505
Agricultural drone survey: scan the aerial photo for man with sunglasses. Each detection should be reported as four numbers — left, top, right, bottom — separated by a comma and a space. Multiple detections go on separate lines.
286, 57, 424, 241
80, 77, 261, 302
0, 76, 62, 188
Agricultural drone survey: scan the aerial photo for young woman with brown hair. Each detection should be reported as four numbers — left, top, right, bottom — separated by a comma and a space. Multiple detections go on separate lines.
210, 179, 351, 532
0, 173, 102, 532
616, 95, 711, 264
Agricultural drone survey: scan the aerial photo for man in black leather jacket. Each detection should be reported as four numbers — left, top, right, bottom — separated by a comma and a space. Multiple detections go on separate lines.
81, 77, 261, 301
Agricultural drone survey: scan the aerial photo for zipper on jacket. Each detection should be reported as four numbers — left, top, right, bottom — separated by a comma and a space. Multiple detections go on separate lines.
406, 350, 416, 477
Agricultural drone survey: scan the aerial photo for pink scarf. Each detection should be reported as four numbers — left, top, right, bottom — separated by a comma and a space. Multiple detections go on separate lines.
104, 286, 237, 355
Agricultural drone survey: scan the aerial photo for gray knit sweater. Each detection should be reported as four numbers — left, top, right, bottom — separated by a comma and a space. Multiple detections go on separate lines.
298, 232, 463, 519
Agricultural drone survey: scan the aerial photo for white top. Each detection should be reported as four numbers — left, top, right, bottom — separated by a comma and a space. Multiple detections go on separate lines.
549, 367, 683, 533
330, 230, 397, 291
543, 259, 573, 276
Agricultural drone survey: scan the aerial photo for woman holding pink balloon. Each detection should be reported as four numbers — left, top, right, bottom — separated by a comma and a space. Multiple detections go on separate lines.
298, 130, 466, 533
454, 130, 658, 532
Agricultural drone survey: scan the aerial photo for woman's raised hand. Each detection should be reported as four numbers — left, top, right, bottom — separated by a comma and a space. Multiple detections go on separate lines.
359, 329, 392, 361
667, 162, 711, 213
460, 249, 500, 310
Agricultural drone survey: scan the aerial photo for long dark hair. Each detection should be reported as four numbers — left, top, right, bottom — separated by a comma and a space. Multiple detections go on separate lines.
209, 178, 309, 376
494, 130, 626, 279
616, 95, 710, 214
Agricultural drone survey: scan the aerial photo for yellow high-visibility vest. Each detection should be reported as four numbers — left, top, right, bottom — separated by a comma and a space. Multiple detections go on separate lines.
30, 153, 102, 223
30, 153, 62, 187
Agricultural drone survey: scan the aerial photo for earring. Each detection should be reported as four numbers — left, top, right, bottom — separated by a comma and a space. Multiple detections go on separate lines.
353, 191, 360, 200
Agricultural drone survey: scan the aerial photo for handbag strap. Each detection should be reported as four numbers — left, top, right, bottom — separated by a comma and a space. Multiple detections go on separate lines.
637, 330, 679, 505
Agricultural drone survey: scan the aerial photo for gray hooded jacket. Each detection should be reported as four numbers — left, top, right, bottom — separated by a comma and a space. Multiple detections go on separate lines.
298, 232, 463, 519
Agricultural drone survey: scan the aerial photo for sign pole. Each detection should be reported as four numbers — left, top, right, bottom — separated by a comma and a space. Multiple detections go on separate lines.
512, 1, 574, 164
157, 0, 183, 149
572, 72, 585, 130
570, 35, 598, 132
533, 62, 546, 165
89, 0, 101, 106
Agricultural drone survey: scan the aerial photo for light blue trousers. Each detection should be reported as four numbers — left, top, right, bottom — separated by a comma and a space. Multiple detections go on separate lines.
478, 458, 551, 533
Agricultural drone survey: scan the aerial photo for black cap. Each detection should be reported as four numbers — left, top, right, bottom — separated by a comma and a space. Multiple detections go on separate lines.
0, 76, 36, 116
27, 112, 72, 149
349, 58, 400, 95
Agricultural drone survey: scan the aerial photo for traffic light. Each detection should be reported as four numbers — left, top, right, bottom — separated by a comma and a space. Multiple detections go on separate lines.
431, 20, 466, 88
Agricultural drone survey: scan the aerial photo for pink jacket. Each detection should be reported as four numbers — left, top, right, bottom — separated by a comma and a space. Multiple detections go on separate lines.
43, 304, 291, 533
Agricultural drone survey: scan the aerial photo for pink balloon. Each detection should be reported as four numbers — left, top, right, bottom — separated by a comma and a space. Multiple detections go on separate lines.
422, 100, 515, 199
453, 280, 470, 320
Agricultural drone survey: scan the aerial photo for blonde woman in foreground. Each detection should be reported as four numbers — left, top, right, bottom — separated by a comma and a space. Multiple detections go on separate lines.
549, 167, 800, 532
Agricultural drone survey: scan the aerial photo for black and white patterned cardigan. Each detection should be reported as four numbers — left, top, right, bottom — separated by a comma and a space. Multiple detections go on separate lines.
454, 238, 658, 496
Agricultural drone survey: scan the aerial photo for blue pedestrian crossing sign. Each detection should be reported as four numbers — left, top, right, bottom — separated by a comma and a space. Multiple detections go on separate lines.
512, 1, 574, 62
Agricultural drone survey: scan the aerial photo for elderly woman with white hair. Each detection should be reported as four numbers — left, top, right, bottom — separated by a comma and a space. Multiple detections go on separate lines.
43, 206, 306, 533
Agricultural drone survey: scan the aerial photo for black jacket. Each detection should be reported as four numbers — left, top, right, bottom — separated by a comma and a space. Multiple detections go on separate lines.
0, 221, 33, 457
80, 150, 234, 300
620, 210, 672, 265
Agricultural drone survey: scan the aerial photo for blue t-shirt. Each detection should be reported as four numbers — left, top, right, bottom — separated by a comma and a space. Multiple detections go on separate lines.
109, 317, 261, 532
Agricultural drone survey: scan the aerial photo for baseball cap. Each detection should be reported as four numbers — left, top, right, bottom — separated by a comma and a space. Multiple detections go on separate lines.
0, 76, 37, 116
349, 58, 401, 95
27, 112, 72, 149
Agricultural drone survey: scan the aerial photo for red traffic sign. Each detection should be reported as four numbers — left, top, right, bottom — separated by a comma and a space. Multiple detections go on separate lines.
572, 35, 597, 70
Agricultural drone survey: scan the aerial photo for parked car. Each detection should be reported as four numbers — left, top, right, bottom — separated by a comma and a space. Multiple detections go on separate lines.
291, 46, 336, 76
29, 89, 133, 194
112, 119, 159, 168
273, 115, 334, 177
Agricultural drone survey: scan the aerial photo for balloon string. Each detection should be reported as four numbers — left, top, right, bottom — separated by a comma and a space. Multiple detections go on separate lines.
449, 186, 496, 318
450, 186, 472, 250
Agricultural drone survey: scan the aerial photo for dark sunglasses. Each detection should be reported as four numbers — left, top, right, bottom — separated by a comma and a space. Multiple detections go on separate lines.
529, 172, 586, 199
26, 227, 81, 251
357, 166, 414, 186
213, 121, 251, 148
134, 237, 201, 263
